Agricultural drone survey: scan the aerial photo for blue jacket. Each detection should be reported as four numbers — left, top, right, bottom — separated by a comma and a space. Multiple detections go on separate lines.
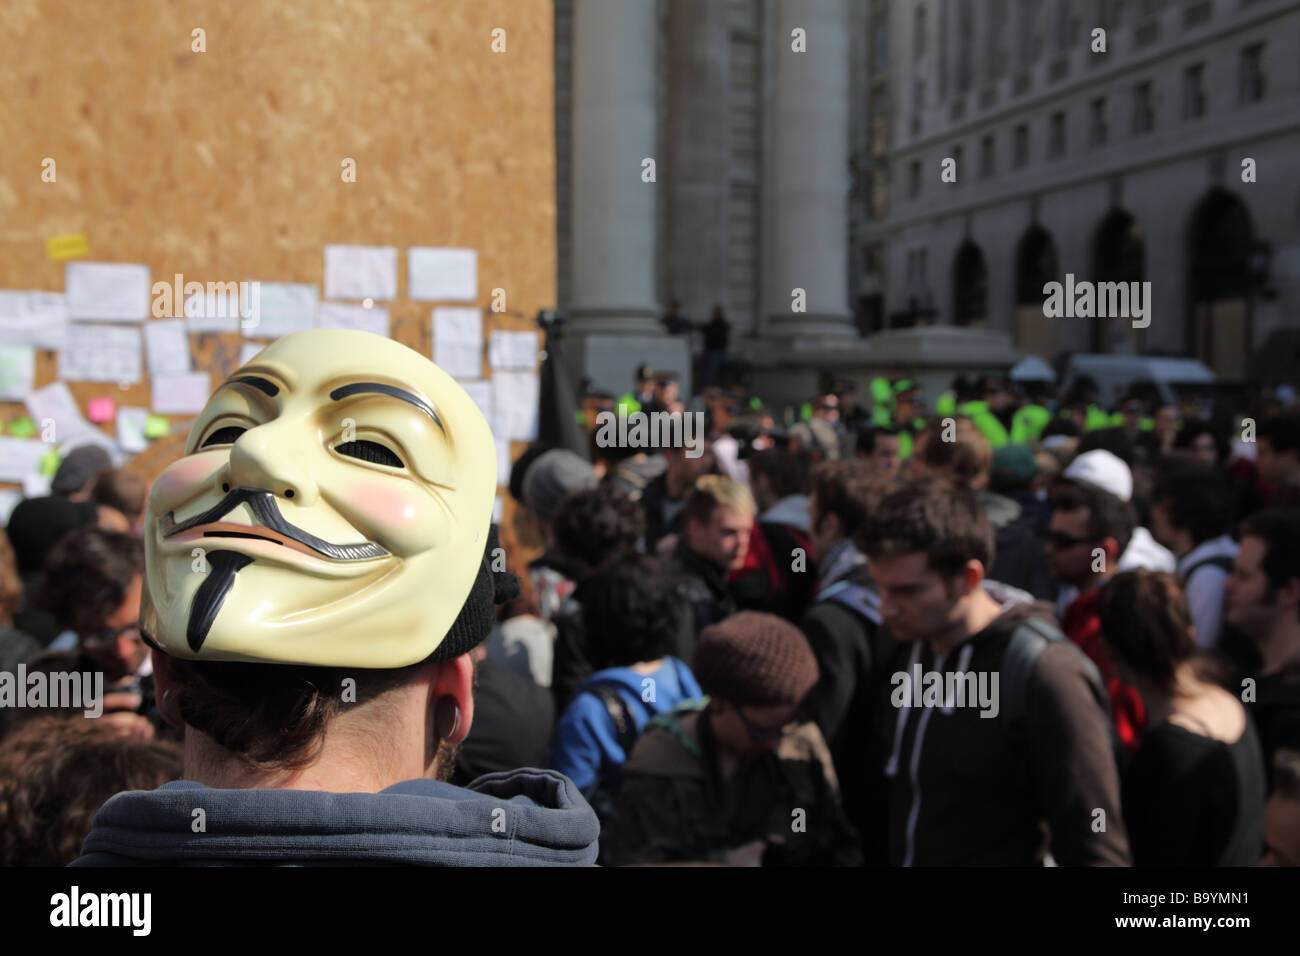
71, 769, 599, 866
549, 657, 702, 797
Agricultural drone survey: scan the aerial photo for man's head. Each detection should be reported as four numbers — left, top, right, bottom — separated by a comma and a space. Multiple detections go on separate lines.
1096, 570, 1196, 692
1045, 482, 1135, 588
1258, 414, 1300, 486
855, 425, 902, 477
1225, 509, 1300, 640
141, 329, 498, 669
36, 527, 146, 681
1149, 464, 1232, 558
1152, 404, 1179, 441
89, 468, 149, 531
747, 447, 806, 513
51, 444, 113, 501
814, 393, 839, 423
522, 449, 597, 530
1172, 420, 1227, 468
653, 373, 680, 409
137, 329, 513, 786
682, 475, 755, 572
808, 459, 896, 560
551, 483, 644, 573
581, 555, 682, 671
910, 416, 992, 490
860, 477, 994, 644
1262, 749, 1300, 867
693, 611, 818, 758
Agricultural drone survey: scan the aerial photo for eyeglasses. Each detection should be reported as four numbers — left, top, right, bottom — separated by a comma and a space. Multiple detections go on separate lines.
1046, 531, 1094, 550
735, 706, 788, 744
83, 622, 143, 647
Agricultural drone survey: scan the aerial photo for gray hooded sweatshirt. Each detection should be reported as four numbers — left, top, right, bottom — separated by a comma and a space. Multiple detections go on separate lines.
71, 769, 599, 866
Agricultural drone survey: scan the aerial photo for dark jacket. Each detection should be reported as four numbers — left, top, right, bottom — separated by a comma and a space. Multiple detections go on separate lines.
1251, 661, 1300, 791
672, 545, 739, 643
978, 490, 1055, 601
730, 520, 818, 623
452, 658, 555, 785
882, 601, 1131, 866
641, 472, 687, 553
72, 771, 600, 866
800, 562, 895, 863
604, 702, 861, 866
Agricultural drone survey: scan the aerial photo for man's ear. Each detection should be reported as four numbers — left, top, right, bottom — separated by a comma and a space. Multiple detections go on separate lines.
961, 559, 985, 597
429, 653, 475, 745
150, 648, 182, 728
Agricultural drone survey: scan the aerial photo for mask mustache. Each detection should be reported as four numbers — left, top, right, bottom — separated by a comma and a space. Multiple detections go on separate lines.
160, 487, 390, 561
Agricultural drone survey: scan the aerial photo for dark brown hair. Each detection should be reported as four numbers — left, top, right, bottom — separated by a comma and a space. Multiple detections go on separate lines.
861, 476, 994, 577
0, 717, 181, 865
810, 459, 897, 543
35, 527, 144, 634
0, 527, 22, 626
90, 468, 148, 522
1096, 570, 1195, 692
164, 657, 428, 773
916, 416, 991, 488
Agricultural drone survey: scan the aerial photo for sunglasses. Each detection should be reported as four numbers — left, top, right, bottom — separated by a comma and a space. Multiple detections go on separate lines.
1046, 531, 1095, 549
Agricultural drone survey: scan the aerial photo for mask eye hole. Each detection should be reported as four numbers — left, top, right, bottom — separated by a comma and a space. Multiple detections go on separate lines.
335, 439, 404, 469
201, 425, 247, 448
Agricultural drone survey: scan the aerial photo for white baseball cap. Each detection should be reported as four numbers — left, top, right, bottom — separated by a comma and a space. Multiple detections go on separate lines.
1062, 449, 1133, 502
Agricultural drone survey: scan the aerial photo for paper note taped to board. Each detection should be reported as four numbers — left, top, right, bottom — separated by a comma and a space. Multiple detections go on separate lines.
46, 234, 90, 261
409, 248, 477, 302
65, 262, 151, 322
324, 246, 398, 301
152, 371, 211, 415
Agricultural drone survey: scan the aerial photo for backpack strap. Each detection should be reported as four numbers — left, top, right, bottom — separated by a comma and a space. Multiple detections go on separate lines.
1181, 553, 1235, 583
821, 581, 884, 627
588, 684, 639, 756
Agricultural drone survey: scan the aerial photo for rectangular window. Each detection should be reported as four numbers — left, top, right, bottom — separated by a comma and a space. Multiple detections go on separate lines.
1049, 111, 1066, 158
1012, 124, 1029, 168
1132, 81, 1154, 134
1090, 96, 1108, 146
1184, 63, 1205, 118
908, 159, 922, 199
915, 5, 928, 58
979, 134, 995, 179
952, 145, 963, 183
1240, 43, 1266, 103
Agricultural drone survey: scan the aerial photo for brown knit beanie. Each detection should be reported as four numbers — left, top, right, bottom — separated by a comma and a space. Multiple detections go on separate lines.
692, 611, 820, 707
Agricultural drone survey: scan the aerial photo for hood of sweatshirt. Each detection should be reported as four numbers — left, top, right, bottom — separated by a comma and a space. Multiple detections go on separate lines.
72, 769, 599, 866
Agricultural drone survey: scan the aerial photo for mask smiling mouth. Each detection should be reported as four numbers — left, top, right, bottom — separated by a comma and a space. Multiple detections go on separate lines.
160, 488, 390, 562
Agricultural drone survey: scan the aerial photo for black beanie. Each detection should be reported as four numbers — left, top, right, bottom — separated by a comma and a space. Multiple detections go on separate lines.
430, 523, 520, 662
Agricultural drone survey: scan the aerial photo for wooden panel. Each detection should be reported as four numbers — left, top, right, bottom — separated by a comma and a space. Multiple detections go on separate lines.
0, 0, 555, 493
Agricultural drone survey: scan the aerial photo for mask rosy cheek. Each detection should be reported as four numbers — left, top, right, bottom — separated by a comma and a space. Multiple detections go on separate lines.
152, 456, 223, 507
344, 481, 442, 552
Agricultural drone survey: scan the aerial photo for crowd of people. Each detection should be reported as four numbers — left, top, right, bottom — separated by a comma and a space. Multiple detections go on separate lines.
2, 363, 1300, 867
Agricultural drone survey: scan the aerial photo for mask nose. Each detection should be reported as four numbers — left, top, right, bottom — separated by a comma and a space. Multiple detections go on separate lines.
224, 422, 320, 506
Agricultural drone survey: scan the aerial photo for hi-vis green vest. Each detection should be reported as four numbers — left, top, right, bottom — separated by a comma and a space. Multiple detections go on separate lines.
956, 400, 1009, 448
1010, 404, 1052, 444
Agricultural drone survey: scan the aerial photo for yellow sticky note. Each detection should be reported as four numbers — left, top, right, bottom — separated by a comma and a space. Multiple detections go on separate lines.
144, 414, 170, 438
45, 233, 90, 261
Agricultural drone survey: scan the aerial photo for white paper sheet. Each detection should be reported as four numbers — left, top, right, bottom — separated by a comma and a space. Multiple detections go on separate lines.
409, 247, 477, 302
26, 381, 95, 446
152, 370, 212, 415
488, 330, 539, 370
62, 428, 126, 467
246, 282, 316, 338
324, 245, 398, 301
432, 307, 482, 379
65, 262, 151, 322
492, 496, 503, 524
184, 286, 244, 333
316, 302, 390, 337
0, 489, 22, 525
0, 290, 69, 350
59, 323, 142, 384
495, 437, 511, 486
239, 341, 269, 367
0, 345, 36, 400
22, 470, 51, 498
0, 438, 51, 483
457, 379, 493, 426
491, 370, 539, 442
144, 319, 192, 376
116, 406, 150, 454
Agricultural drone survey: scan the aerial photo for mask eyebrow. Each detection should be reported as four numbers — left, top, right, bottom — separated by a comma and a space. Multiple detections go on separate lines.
329, 382, 443, 432
217, 375, 280, 397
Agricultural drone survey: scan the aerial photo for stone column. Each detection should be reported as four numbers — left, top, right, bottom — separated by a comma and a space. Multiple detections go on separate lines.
762, 0, 855, 340
666, 0, 731, 328
568, 0, 660, 337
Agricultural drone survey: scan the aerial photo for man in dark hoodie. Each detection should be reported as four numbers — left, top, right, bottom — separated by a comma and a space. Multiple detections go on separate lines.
72, 329, 599, 866
864, 477, 1130, 866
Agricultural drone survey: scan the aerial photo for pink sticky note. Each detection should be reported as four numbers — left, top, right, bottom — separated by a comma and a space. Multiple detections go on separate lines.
87, 396, 116, 423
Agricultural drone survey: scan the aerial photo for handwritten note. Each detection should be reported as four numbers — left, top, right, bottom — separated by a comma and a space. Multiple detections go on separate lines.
59, 324, 142, 384
184, 286, 244, 334
144, 318, 192, 376
0, 346, 36, 400
488, 330, 539, 370
491, 370, 539, 442
433, 307, 482, 379
65, 262, 151, 322
0, 290, 69, 350
409, 247, 477, 302
116, 406, 150, 453
0, 438, 48, 482
246, 282, 316, 338
324, 246, 398, 301
316, 302, 390, 337
457, 379, 493, 426
152, 371, 212, 415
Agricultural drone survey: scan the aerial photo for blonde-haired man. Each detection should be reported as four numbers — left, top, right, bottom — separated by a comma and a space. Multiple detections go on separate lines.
672, 475, 756, 649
